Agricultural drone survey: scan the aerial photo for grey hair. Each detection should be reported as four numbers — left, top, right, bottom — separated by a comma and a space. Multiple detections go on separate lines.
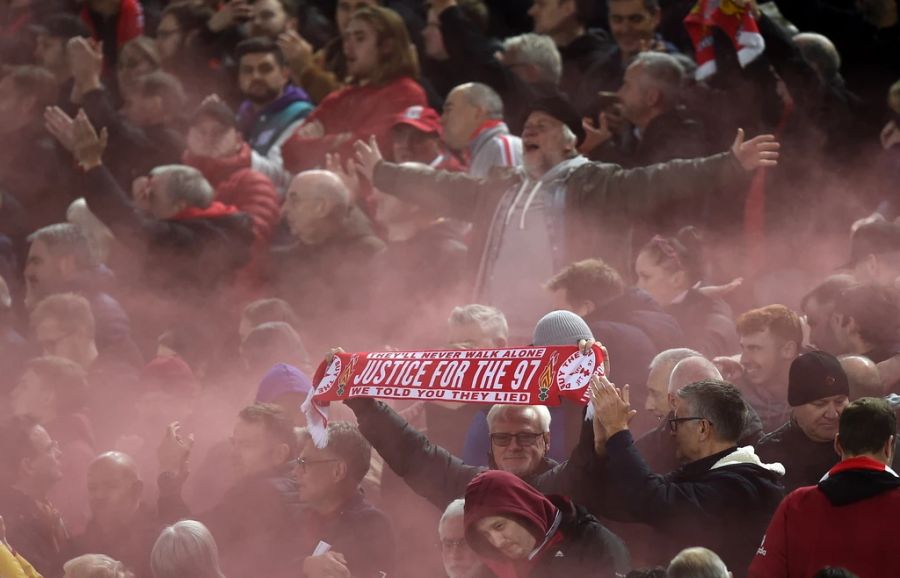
632, 52, 685, 108
793, 32, 841, 83
151, 520, 226, 578
64, 554, 134, 578
448, 304, 509, 345
27, 223, 97, 271
439, 498, 465, 531
502, 33, 562, 86
676, 380, 746, 443
649, 348, 702, 373
668, 356, 721, 394
561, 124, 577, 149
150, 165, 214, 209
459, 83, 504, 120
486, 404, 551, 432
667, 547, 729, 578
67, 198, 114, 265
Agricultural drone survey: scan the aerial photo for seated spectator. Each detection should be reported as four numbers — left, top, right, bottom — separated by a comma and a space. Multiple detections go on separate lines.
666, 547, 731, 578
69, 453, 158, 578
11, 356, 95, 533
463, 470, 630, 577
440, 83, 522, 178
115, 37, 161, 105
757, 352, 851, 493
0, 66, 75, 232
156, 404, 301, 578
389, 105, 465, 171
635, 229, 739, 358
281, 6, 428, 173
292, 422, 395, 577
24, 224, 139, 365
636, 355, 762, 475
0, 415, 67, 578
830, 284, 900, 362
592, 378, 785, 573
234, 38, 313, 173
735, 305, 803, 432
63, 555, 132, 578
843, 221, 900, 287
150, 521, 225, 578
749, 397, 900, 578
839, 355, 883, 400
79, 0, 143, 70
801, 275, 858, 354
438, 499, 486, 578
32, 14, 90, 111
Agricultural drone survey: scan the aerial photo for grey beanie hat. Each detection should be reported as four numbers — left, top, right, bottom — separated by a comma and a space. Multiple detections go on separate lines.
532, 310, 594, 346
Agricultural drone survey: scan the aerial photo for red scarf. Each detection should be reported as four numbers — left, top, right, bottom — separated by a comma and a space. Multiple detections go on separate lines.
171, 201, 240, 222
80, 0, 143, 50
826, 456, 895, 478
183, 143, 253, 189
684, 0, 765, 80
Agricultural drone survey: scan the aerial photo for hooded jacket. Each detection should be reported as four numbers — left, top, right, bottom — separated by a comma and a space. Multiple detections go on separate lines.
603, 431, 784, 576
237, 85, 313, 160
463, 470, 629, 578
748, 456, 900, 578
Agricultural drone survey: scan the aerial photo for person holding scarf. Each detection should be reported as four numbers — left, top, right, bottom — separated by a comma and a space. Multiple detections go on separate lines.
463, 469, 629, 578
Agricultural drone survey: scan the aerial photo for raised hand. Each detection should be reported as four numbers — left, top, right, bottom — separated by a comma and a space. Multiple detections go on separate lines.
277, 30, 314, 73
731, 129, 780, 171
590, 375, 636, 438
44, 106, 76, 152
158, 421, 194, 475
325, 153, 361, 200
67, 37, 103, 87
71, 109, 107, 170
580, 113, 613, 154
353, 135, 383, 183
208, 0, 253, 32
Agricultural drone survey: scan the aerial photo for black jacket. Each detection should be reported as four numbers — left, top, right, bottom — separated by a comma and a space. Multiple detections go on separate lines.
603, 431, 784, 576
0, 486, 68, 578
558, 31, 614, 116
756, 419, 839, 494
593, 288, 685, 355
527, 495, 630, 578
69, 504, 160, 578
666, 288, 739, 358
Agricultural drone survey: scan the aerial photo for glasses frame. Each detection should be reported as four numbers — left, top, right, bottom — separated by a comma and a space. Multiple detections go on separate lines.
291, 457, 341, 473
667, 416, 706, 433
489, 432, 545, 447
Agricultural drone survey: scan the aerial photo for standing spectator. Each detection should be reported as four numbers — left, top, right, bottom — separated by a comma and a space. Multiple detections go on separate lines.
438, 499, 487, 578
735, 305, 803, 432
235, 38, 313, 174
150, 521, 225, 578
281, 6, 428, 172
800, 275, 859, 355
748, 397, 900, 578
115, 37, 161, 105
0, 416, 67, 578
79, 0, 144, 70
463, 470, 630, 577
843, 221, 900, 287
757, 352, 851, 494
830, 284, 900, 363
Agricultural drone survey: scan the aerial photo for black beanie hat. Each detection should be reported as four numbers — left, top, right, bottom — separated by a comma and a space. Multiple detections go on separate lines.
525, 94, 586, 147
788, 351, 850, 407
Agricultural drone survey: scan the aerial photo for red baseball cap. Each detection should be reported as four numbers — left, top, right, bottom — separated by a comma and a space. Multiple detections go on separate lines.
392, 105, 443, 136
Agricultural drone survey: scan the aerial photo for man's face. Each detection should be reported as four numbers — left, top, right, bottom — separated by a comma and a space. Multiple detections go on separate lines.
231, 419, 285, 478
343, 18, 380, 81
528, 0, 576, 36
121, 91, 159, 128
131, 172, 183, 219
793, 394, 848, 443
336, 0, 378, 35
87, 461, 141, 529
644, 360, 676, 418
671, 396, 703, 463
24, 425, 63, 486
447, 322, 500, 350
0, 75, 30, 135
489, 408, 549, 477
803, 297, 843, 354
391, 123, 438, 164
238, 52, 290, 106
618, 62, 651, 124
740, 329, 794, 386
441, 88, 483, 151
439, 515, 484, 578
34, 34, 67, 76
521, 111, 570, 179
34, 317, 89, 363
117, 46, 158, 102
155, 15, 184, 62
608, 0, 660, 57
293, 443, 340, 505
11, 370, 51, 418
828, 313, 856, 354
474, 515, 537, 561
281, 186, 324, 243
187, 117, 241, 159
250, 0, 290, 39
422, 7, 448, 61
24, 240, 68, 309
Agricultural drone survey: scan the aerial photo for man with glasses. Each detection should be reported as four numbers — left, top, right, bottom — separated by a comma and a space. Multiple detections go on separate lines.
592, 377, 784, 575
438, 498, 486, 578
292, 421, 395, 578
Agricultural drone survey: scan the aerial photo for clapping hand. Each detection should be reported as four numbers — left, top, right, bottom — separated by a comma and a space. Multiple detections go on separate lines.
71, 109, 107, 170
590, 375, 636, 439
353, 136, 383, 183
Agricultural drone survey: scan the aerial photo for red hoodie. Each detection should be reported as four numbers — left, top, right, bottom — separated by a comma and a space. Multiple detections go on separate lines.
464, 470, 564, 578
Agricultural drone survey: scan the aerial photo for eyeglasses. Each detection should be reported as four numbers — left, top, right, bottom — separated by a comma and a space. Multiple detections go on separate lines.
291, 457, 340, 473
489, 432, 544, 447
667, 416, 705, 433
439, 538, 468, 552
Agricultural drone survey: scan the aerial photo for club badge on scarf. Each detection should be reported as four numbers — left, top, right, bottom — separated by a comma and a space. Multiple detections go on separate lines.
302, 345, 606, 447
684, 0, 765, 80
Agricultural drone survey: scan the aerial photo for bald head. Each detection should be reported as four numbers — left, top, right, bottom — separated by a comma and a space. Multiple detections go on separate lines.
89, 451, 140, 482
840, 355, 883, 400
282, 170, 352, 244
645, 348, 702, 418
668, 356, 722, 394
667, 547, 730, 578
88, 451, 143, 528
793, 32, 841, 83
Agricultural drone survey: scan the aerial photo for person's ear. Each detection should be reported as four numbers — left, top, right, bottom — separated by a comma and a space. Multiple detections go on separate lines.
542, 432, 551, 455
274, 443, 290, 464
885, 434, 895, 463
780, 340, 799, 360
580, 300, 596, 317
57, 254, 78, 279
834, 433, 844, 459
333, 460, 348, 483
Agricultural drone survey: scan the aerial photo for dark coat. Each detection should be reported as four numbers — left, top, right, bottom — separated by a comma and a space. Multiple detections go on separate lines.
69, 504, 160, 578
666, 288, 739, 359
372, 152, 747, 292
294, 492, 395, 578
603, 431, 784, 577
755, 419, 840, 494
0, 486, 68, 578
558, 31, 614, 116
597, 288, 685, 354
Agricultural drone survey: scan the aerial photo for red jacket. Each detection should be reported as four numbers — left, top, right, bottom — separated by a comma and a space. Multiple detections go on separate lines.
281, 76, 427, 173
748, 456, 900, 578
80, 0, 143, 51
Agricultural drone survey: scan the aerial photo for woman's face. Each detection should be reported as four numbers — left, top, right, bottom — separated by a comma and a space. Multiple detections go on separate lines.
635, 250, 686, 306
343, 18, 380, 81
